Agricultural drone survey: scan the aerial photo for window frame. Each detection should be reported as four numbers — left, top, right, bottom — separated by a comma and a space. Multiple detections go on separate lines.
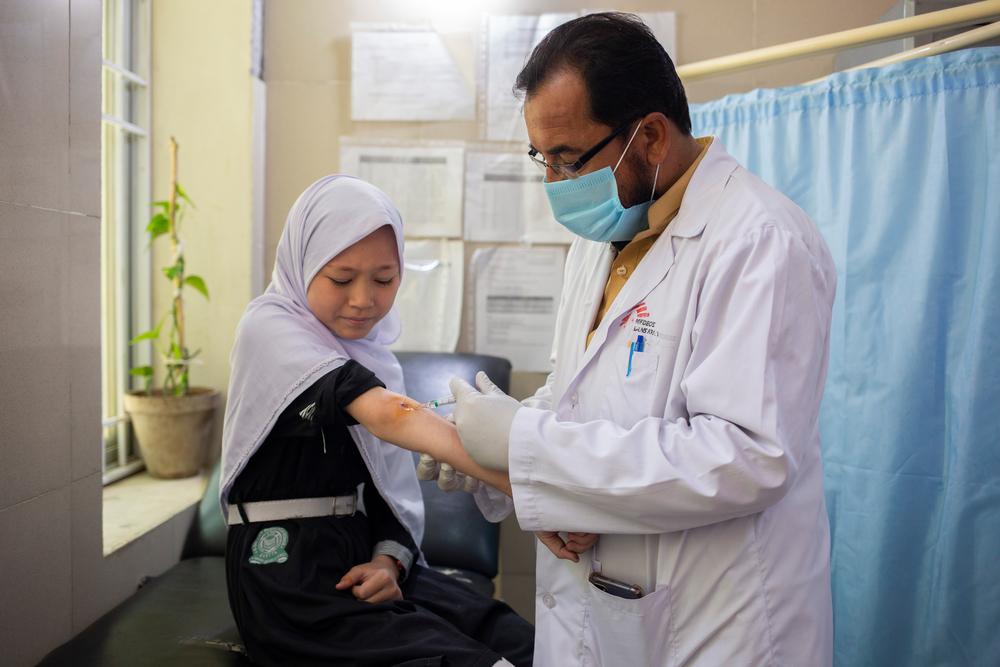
101, 0, 152, 485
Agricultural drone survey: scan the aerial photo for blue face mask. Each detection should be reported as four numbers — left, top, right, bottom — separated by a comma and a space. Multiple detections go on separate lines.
543, 123, 659, 243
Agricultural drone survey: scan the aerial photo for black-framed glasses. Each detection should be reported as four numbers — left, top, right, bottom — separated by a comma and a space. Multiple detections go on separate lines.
527, 119, 638, 179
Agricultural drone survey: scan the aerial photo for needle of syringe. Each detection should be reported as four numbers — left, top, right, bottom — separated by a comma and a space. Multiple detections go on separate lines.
422, 395, 456, 409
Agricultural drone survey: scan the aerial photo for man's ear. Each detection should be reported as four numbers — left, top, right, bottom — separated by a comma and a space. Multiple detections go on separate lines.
642, 112, 673, 167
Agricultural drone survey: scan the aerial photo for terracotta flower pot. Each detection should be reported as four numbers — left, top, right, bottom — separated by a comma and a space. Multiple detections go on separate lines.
122, 387, 219, 478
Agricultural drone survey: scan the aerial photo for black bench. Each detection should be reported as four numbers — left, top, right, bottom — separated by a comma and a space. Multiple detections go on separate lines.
40, 352, 511, 666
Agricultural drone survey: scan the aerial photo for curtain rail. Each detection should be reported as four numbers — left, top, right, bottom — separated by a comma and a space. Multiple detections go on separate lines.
677, 0, 1000, 81
804, 20, 1000, 83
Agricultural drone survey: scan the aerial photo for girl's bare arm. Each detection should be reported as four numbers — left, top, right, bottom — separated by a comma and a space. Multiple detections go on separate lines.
345, 387, 512, 496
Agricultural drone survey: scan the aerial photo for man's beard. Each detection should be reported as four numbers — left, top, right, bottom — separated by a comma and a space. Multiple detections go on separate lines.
618, 152, 656, 209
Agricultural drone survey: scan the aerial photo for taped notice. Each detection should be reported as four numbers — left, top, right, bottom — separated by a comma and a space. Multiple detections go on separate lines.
472, 246, 564, 371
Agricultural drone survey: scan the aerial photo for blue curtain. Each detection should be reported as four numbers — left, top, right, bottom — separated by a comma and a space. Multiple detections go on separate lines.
691, 48, 1000, 666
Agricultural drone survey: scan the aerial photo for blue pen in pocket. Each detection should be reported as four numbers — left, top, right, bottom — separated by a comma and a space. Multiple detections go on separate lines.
626, 335, 646, 377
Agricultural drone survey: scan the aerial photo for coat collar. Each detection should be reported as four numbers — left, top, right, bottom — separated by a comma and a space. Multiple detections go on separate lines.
564, 139, 740, 393
666, 137, 738, 239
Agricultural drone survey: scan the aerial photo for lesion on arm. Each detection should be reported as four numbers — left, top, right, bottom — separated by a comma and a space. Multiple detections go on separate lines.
345, 387, 512, 496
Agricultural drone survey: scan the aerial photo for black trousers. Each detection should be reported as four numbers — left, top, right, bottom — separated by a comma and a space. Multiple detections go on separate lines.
227, 516, 534, 667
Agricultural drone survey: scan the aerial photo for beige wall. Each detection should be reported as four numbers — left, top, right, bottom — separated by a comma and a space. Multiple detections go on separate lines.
263, 0, 897, 621
150, 0, 256, 463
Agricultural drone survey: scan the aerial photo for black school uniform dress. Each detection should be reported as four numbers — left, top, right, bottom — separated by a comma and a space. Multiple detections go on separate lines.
226, 360, 534, 667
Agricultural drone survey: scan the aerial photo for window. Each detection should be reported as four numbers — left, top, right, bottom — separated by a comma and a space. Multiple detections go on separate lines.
101, 0, 151, 484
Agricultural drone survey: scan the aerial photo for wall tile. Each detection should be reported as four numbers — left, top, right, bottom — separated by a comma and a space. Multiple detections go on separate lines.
0, 0, 70, 210
0, 204, 73, 506
69, 472, 106, 631
0, 344, 73, 506
69, 0, 101, 218
69, 217, 102, 481
0, 203, 70, 348
0, 487, 73, 667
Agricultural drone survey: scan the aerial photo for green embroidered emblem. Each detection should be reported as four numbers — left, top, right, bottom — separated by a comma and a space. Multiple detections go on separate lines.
249, 526, 290, 565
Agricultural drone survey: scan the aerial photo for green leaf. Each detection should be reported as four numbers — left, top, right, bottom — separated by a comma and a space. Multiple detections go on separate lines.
152, 200, 171, 211
163, 263, 183, 281
184, 275, 209, 299
130, 365, 153, 377
129, 317, 164, 345
175, 182, 196, 208
146, 213, 170, 239
129, 329, 159, 345
169, 342, 183, 360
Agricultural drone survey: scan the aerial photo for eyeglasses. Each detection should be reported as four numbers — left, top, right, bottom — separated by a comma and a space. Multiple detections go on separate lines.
527, 119, 638, 179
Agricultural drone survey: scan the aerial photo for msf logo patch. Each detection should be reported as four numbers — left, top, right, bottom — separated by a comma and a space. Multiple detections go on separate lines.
620, 301, 660, 338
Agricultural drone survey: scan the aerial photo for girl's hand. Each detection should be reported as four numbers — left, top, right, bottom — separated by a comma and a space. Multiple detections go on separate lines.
335, 556, 403, 603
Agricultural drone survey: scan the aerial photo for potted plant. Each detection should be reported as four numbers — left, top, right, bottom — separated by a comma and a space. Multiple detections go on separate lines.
122, 137, 218, 478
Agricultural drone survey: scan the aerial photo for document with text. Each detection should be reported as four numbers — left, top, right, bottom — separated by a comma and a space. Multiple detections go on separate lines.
472, 246, 565, 371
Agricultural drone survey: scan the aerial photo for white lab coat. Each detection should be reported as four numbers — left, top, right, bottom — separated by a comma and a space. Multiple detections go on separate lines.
479, 140, 835, 666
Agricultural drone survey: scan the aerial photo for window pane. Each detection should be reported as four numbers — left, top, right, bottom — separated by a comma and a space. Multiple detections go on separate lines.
101, 0, 147, 481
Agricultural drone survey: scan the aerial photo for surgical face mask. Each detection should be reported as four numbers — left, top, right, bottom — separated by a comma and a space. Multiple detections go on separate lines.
543, 122, 660, 243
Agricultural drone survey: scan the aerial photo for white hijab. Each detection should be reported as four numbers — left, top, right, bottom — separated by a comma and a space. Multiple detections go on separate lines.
220, 175, 424, 549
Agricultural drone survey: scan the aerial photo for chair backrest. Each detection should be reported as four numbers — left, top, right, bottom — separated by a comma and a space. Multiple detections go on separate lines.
394, 352, 510, 579
182, 352, 511, 579
182, 459, 227, 559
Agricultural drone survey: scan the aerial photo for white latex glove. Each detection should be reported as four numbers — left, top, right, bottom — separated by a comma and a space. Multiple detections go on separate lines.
448, 371, 520, 472
462, 473, 482, 493
417, 444, 482, 493
415, 453, 440, 481
437, 462, 461, 491
440, 465, 483, 493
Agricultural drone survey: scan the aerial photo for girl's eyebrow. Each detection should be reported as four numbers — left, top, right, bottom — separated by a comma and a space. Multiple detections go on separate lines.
326, 264, 398, 272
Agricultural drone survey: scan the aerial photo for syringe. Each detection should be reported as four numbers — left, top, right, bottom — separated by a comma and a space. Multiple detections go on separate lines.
422, 395, 456, 409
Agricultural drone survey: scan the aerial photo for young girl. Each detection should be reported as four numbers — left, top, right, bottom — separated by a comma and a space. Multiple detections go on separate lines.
221, 175, 532, 666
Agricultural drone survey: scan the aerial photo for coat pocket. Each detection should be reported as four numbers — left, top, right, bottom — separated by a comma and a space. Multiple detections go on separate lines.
607, 343, 661, 428
582, 579, 674, 667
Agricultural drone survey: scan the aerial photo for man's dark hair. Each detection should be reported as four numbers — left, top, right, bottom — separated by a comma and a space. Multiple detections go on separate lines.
514, 12, 691, 135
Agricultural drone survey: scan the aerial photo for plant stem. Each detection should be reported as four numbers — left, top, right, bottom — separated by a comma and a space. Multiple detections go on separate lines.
168, 137, 187, 394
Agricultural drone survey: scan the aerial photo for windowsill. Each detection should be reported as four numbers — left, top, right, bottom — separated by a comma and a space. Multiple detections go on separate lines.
102, 470, 209, 555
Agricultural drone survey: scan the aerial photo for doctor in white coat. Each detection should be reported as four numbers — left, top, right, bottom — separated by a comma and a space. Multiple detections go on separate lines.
449, 12, 835, 667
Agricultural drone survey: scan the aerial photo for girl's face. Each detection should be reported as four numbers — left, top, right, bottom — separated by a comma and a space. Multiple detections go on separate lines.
306, 225, 400, 339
